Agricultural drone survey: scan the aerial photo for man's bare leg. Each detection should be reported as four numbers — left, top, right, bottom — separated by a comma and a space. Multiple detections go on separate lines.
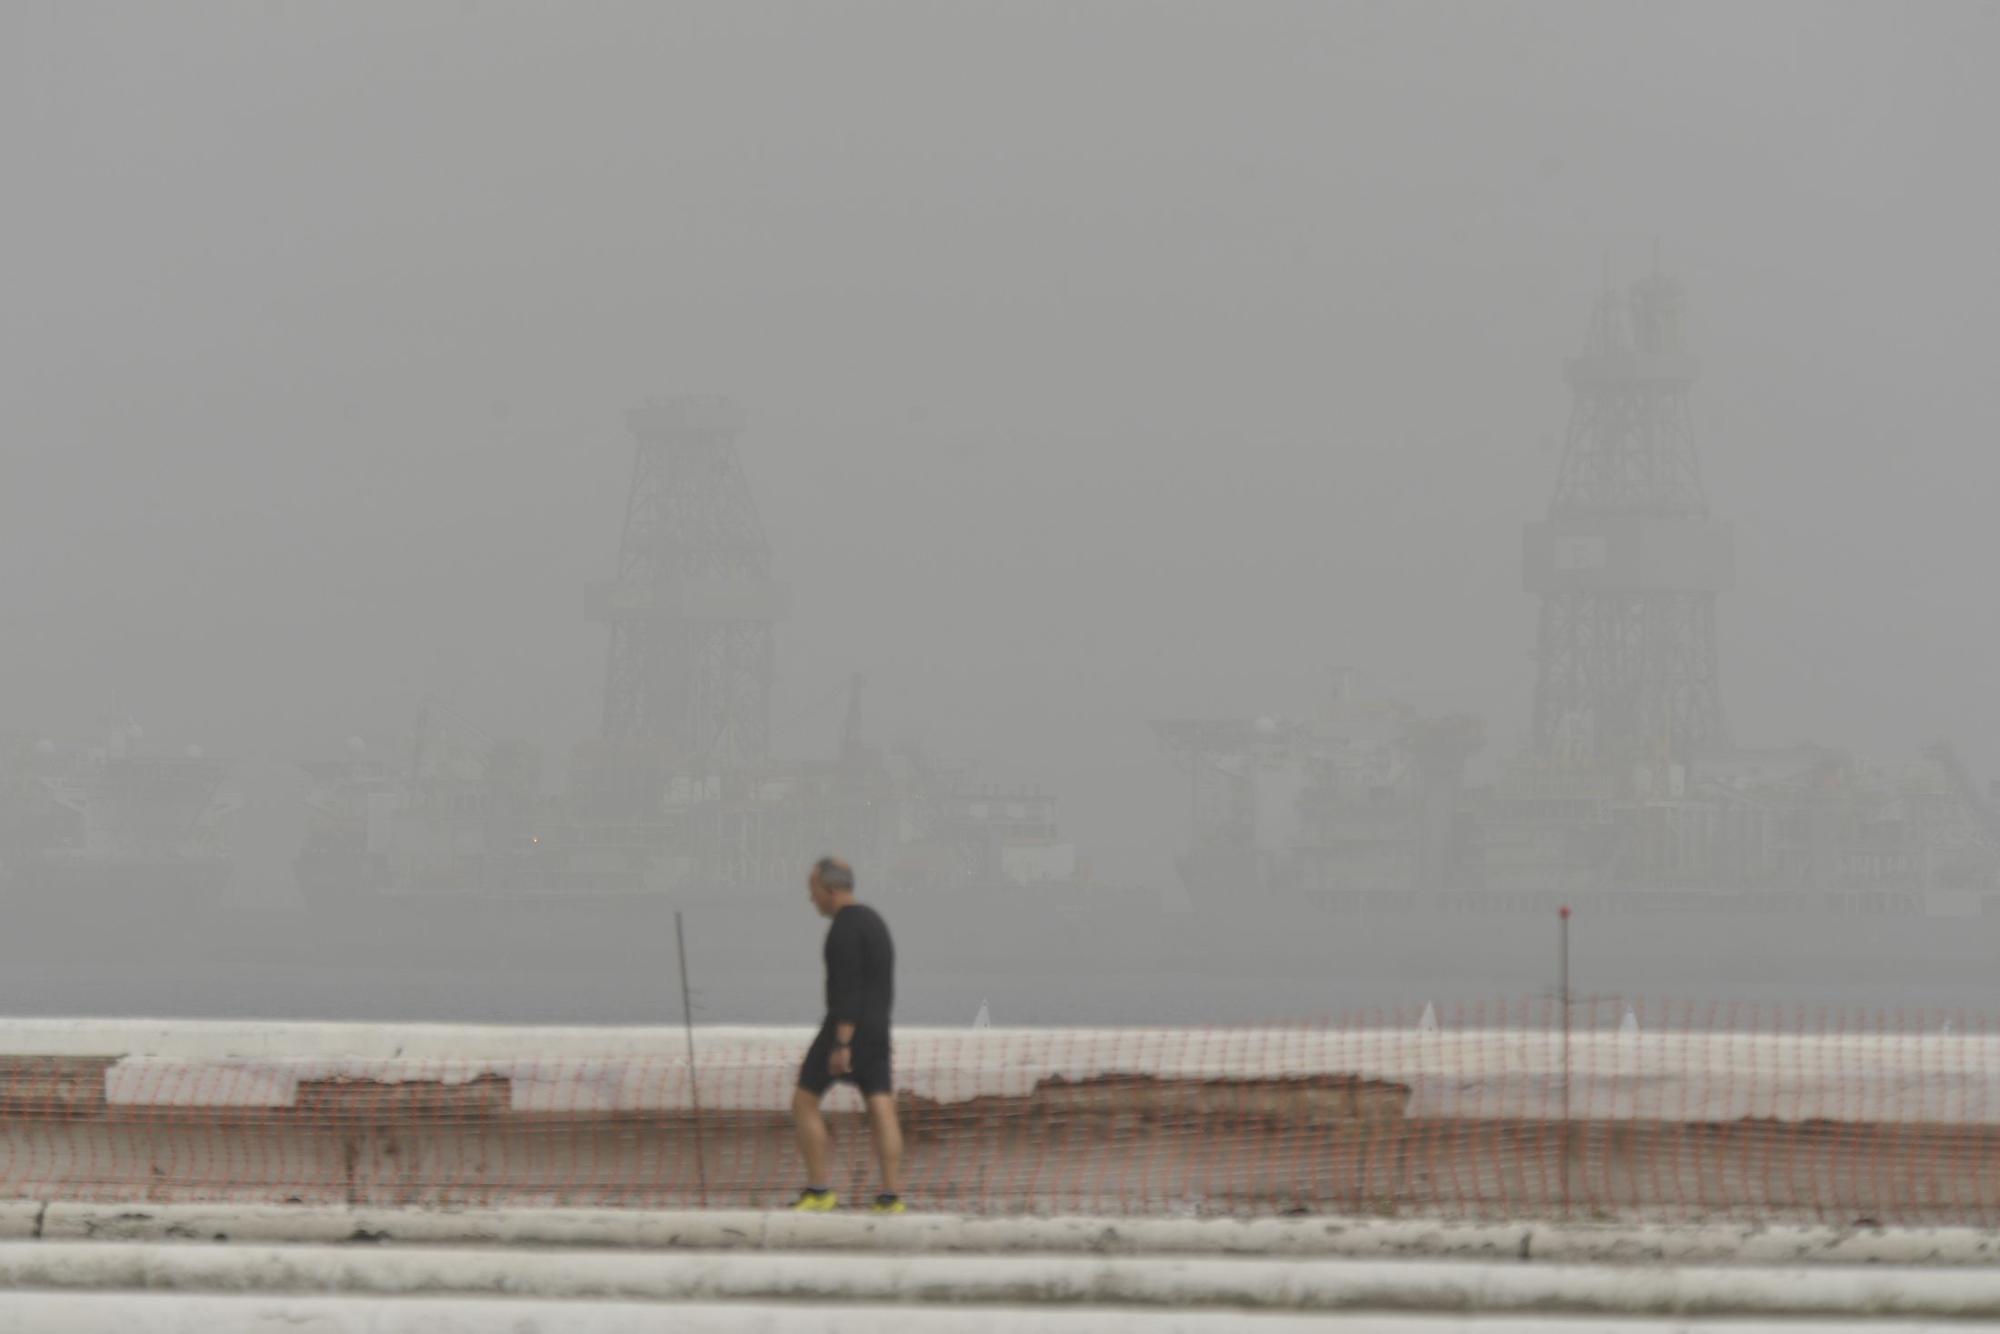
792, 1086, 833, 1188
865, 1093, 904, 1197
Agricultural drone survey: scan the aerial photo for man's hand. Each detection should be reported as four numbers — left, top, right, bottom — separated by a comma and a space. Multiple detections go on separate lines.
828, 1044, 853, 1077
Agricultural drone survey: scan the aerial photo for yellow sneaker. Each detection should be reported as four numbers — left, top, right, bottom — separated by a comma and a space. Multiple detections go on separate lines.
869, 1194, 906, 1215
790, 1189, 837, 1212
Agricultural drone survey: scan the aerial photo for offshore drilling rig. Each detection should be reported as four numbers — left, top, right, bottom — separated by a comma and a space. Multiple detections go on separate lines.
297, 397, 1080, 916
1485, 265, 1995, 897
1523, 267, 1728, 769
564, 394, 889, 895
1161, 264, 1999, 905
592, 396, 782, 764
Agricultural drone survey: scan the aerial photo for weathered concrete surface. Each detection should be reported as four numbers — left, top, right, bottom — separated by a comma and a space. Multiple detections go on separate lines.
17, 1243, 2000, 1316
0, 1202, 46, 1241
1, 1296, 1996, 1334
7, 1102, 2000, 1219
33, 1203, 2000, 1268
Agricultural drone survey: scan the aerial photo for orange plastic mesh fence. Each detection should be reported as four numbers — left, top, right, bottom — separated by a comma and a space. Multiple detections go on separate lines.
3, 998, 1998, 1221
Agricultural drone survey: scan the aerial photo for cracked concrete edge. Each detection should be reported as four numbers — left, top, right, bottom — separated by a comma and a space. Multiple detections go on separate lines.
27, 1203, 2000, 1267
14, 1243, 2000, 1314
0, 1202, 42, 1241
0, 1294, 1995, 1334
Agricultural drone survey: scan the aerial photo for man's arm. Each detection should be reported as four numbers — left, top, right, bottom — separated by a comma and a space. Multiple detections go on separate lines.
825, 919, 863, 1074
825, 917, 865, 1043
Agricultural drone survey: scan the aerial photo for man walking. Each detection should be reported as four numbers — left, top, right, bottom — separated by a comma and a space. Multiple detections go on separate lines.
791, 856, 903, 1213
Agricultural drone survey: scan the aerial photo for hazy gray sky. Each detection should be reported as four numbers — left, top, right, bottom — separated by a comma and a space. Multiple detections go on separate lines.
5, 1, 1997, 890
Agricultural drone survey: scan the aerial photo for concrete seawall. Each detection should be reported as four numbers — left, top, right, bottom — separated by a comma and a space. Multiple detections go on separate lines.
0, 1019, 1995, 1220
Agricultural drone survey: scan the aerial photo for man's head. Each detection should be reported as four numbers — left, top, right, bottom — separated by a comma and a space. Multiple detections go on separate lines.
807, 856, 856, 917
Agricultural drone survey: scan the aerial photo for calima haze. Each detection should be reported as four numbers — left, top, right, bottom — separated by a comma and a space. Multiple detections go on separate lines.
2, 2, 1997, 1025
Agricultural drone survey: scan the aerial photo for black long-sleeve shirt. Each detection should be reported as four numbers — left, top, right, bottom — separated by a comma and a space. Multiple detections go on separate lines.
823, 903, 894, 1034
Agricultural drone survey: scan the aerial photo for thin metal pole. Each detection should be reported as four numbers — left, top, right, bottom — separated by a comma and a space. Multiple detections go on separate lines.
1558, 904, 1572, 1217
1559, 904, 1571, 1013
675, 910, 710, 1208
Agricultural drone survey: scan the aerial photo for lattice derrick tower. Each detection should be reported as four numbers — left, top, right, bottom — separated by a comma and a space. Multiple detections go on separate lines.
590, 396, 786, 768
1525, 269, 1734, 768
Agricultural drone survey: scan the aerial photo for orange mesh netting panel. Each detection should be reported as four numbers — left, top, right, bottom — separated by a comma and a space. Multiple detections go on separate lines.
2, 1000, 1998, 1221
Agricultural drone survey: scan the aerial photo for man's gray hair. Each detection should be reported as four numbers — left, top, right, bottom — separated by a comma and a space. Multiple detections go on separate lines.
813, 857, 855, 891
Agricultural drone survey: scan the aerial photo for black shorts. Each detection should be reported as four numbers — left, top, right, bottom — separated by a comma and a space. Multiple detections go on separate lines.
797, 1022, 893, 1098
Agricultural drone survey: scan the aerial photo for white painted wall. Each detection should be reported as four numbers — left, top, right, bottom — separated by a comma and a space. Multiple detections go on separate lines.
0, 1016, 1981, 1122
